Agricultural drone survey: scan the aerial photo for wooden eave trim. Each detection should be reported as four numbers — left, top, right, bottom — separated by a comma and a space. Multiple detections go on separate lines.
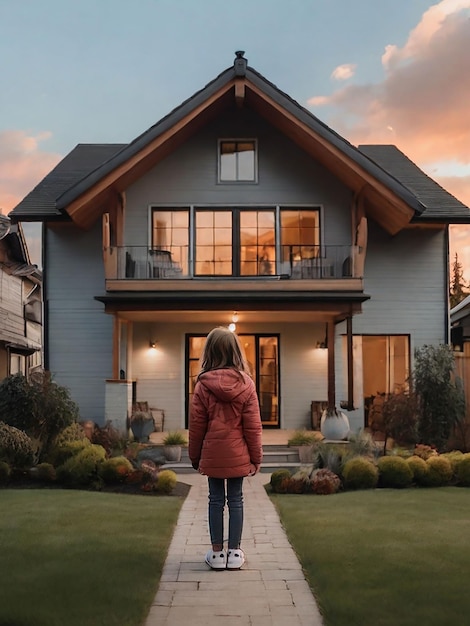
64, 80, 238, 221
245, 82, 417, 227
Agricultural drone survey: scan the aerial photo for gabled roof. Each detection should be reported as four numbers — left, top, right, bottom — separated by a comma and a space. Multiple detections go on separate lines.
12, 144, 125, 219
359, 145, 470, 222
9, 53, 470, 234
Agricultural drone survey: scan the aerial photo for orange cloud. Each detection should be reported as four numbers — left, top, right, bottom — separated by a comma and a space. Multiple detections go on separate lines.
307, 1, 470, 169
0, 130, 61, 213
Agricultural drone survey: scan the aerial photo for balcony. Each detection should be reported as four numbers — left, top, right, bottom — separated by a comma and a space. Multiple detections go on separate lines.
103, 244, 364, 282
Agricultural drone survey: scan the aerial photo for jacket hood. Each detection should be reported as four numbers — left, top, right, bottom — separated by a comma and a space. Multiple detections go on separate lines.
198, 369, 251, 402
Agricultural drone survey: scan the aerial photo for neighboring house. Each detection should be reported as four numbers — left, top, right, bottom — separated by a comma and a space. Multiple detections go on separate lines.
0, 217, 42, 379
9, 52, 470, 434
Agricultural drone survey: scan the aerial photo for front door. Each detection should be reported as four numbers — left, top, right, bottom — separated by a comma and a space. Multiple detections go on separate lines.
186, 334, 280, 428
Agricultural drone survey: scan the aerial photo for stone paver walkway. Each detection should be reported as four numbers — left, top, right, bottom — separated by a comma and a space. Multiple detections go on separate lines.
144, 472, 324, 626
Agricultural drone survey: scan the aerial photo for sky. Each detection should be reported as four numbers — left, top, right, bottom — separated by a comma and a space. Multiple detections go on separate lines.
1, 0, 469, 276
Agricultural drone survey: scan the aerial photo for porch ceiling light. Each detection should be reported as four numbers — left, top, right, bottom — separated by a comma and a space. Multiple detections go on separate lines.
149, 340, 157, 349
228, 323, 236, 333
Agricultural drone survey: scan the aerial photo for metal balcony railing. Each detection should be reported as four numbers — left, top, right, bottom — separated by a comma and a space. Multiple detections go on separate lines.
104, 244, 363, 280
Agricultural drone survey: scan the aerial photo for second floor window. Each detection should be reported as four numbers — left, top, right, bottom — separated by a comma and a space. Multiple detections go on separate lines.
152, 207, 320, 278
219, 140, 257, 182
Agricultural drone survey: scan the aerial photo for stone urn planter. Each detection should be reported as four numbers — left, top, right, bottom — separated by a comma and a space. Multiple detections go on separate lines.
287, 430, 318, 464
163, 445, 182, 462
130, 411, 155, 443
320, 408, 350, 441
162, 431, 188, 463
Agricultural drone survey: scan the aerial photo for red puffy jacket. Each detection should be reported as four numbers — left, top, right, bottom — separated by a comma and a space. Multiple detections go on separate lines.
189, 368, 263, 478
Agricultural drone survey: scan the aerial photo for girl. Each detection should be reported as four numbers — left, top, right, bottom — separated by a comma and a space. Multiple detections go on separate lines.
189, 327, 263, 570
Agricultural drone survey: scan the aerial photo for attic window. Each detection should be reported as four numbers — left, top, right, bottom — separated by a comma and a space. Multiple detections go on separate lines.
219, 140, 257, 182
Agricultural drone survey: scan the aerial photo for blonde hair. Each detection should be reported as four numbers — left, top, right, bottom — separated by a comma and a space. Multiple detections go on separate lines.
198, 327, 250, 378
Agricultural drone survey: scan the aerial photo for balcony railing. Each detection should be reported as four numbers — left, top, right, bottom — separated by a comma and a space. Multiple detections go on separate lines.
104, 244, 363, 280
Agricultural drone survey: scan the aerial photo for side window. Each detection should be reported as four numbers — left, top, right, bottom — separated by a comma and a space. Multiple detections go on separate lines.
219, 140, 257, 182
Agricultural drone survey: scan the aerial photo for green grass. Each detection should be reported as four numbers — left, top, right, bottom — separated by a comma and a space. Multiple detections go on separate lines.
271, 487, 470, 626
0, 490, 184, 626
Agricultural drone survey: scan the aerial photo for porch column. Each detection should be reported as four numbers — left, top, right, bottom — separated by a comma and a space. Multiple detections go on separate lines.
327, 320, 335, 410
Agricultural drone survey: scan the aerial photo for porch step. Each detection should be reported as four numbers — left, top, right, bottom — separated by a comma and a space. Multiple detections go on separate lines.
139, 444, 302, 475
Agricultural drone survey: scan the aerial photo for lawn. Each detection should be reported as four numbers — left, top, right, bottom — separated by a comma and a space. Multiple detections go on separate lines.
271, 487, 470, 626
0, 489, 185, 626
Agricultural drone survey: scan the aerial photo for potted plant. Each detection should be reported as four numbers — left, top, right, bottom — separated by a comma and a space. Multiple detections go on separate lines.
287, 430, 320, 463
162, 431, 187, 462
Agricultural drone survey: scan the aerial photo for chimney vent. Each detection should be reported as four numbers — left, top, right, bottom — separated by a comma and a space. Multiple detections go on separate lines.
234, 50, 247, 76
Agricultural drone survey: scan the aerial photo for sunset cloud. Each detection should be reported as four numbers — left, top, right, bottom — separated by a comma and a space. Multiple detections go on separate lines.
307, 1, 470, 170
331, 63, 357, 81
307, 0, 470, 278
0, 130, 61, 214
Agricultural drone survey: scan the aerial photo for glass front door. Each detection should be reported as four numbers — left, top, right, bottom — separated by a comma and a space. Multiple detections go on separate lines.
186, 334, 280, 428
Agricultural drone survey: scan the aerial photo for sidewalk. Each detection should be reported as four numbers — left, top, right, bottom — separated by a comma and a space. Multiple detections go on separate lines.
144, 472, 324, 626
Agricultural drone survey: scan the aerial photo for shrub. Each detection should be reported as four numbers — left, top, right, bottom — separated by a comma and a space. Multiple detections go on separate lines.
441, 450, 464, 473
92, 422, 125, 456
377, 456, 413, 489
56, 444, 106, 488
347, 430, 380, 459
406, 455, 429, 485
311, 468, 341, 495
342, 457, 378, 490
413, 344, 465, 450
455, 453, 470, 486
381, 392, 419, 450
31, 462, 56, 482
287, 430, 318, 447
156, 469, 178, 494
46, 423, 89, 464
422, 455, 453, 487
0, 372, 79, 459
270, 469, 292, 493
48, 438, 91, 467
0, 461, 11, 484
315, 442, 347, 475
162, 431, 188, 446
0, 421, 35, 468
288, 467, 313, 493
98, 456, 133, 484
413, 444, 438, 460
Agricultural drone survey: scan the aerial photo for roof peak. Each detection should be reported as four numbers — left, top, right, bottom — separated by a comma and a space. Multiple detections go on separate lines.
234, 50, 247, 76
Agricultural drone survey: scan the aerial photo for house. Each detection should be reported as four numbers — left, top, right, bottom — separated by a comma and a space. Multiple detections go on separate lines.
0, 215, 42, 379
9, 52, 470, 435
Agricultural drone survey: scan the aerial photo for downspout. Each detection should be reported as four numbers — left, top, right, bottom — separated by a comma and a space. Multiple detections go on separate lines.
445, 225, 450, 344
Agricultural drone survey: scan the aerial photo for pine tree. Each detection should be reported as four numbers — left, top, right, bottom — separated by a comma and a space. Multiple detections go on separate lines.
450, 253, 469, 308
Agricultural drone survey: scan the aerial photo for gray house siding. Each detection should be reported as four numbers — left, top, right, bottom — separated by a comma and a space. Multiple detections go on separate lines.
125, 110, 352, 247
355, 223, 447, 346
46, 222, 113, 421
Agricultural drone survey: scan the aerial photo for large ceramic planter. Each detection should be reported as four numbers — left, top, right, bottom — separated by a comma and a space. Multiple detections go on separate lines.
320, 409, 350, 441
163, 445, 182, 462
297, 445, 315, 463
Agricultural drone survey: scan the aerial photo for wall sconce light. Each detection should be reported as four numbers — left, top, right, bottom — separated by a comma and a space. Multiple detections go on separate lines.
316, 323, 328, 349
149, 340, 157, 349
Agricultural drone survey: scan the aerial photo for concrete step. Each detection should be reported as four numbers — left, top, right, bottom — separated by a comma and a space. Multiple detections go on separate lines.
138, 444, 301, 475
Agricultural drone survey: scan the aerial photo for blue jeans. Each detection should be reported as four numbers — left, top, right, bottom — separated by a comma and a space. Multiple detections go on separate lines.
207, 477, 244, 550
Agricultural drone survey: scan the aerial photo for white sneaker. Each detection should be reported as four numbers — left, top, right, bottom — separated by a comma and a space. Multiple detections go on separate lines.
205, 549, 227, 570
227, 548, 245, 570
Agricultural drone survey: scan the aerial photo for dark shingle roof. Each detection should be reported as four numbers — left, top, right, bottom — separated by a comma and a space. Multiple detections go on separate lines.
11, 144, 125, 219
359, 145, 470, 221
9, 56, 470, 225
